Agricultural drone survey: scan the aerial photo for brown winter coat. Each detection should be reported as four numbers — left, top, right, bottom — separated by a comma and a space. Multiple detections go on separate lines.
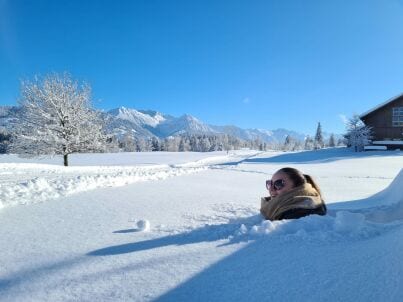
260, 183, 326, 221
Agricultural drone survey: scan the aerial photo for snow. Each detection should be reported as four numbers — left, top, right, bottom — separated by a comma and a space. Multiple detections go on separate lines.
235, 210, 391, 240
1, 148, 403, 301
373, 140, 403, 145
234, 165, 403, 240
129, 218, 151, 232
364, 145, 387, 150
110, 107, 166, 127
0, 151, 239, 166
0, 151, 257, 209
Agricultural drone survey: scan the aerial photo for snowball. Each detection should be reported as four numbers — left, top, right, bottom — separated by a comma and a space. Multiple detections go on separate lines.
135, 219, 151, 232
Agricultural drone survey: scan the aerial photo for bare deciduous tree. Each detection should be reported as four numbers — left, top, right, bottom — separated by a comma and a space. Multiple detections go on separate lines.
11, 73, 110, 166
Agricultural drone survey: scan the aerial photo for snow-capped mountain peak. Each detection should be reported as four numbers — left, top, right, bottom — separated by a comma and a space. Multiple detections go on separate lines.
108, 107, 166, 128
156, 114, 217, 137
256, 128, 274, 136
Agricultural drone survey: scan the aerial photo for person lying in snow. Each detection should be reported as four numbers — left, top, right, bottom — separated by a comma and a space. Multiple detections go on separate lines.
260, 167, 327, 220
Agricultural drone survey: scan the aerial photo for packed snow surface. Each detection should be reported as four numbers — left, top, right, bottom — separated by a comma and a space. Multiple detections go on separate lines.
0, 151, 257, 209
0, 148, 403, 302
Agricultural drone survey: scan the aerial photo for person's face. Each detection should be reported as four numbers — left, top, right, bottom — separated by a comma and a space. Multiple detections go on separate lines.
267, 171, 295, 198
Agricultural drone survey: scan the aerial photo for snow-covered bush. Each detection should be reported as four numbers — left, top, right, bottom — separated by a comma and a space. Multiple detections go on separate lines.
344, 115, 373, 152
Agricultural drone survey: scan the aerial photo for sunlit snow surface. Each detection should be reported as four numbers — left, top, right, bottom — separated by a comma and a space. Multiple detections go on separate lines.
0, 148, 403, 302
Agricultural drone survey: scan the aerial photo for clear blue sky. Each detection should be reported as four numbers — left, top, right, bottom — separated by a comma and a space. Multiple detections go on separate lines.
1, 0, 403, 135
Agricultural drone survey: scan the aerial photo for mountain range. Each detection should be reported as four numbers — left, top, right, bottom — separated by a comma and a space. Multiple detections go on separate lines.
104, 107, 308, 143
1, 105, 314, 143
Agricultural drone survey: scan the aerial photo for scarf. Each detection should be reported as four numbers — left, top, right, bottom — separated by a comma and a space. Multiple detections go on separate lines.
260, 183, 323, 220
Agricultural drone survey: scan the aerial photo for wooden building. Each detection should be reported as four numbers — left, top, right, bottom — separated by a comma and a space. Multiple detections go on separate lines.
360, 94, 403, 147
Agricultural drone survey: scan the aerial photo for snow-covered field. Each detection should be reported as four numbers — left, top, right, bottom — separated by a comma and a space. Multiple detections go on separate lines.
1, 148, 403, 302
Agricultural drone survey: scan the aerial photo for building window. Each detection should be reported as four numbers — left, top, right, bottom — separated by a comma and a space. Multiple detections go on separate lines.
392, 107, 403, 127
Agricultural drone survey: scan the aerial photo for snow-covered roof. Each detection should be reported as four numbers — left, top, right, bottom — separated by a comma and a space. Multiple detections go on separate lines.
360, 93, 403, 118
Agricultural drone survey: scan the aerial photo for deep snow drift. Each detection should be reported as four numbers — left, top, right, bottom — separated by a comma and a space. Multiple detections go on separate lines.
237, 168, 403, 238
0, 148, 403, 302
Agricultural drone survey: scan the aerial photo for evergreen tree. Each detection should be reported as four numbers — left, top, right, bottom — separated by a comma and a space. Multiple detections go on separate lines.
189, 135, 197, 151
135, 137, 147, 152
304, 135, 314, 150
160, 140, 167, 151
283, 135, 294, 151
200, 136, 211, 151
151, 137, 160, 151
121, 133, 136, 151
178, 137, 185, 152
314, 122, 324, 149
328, 133, 336, 147
0, 129, 11, 154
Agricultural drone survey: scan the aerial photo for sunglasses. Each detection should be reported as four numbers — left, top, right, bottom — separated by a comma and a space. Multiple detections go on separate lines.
266, 179, 286, 191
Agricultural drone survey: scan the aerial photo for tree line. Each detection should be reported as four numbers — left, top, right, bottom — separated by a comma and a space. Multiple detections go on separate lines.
116, 128, 345, 154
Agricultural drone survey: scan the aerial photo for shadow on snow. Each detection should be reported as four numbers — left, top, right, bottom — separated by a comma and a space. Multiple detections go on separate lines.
219, 147, 401, 166
87, 215, 262, 256
3, 169, 403, 299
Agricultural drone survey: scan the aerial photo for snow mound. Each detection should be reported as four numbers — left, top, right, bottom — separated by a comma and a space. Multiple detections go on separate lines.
234, 169, 403, 241
234, 211, 392, 241
0, 165, 206, 209
172, 151, 262, 168
333, 211, 366, 233
359, 168, 403, 207
1, 151, 265, 210
334, 169, 403, 223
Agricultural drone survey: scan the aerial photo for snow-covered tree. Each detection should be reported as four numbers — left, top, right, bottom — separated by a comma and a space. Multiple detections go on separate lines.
178, 137, 186, 152
163, 136, 179, 152
121, 133, 136, 151
314, 122, 324, 149
337, 137, 347, 146
345, 115, 372, 152
283, 135, 292, 151
283, 135, 302, 151
10, 73, 110, 166
328, 133, 336, 147
200, 136, 211, 152
304, 135, 314, 150
0, 129, 11, 153
151, 137, 160, 151
133, 137, 146, 152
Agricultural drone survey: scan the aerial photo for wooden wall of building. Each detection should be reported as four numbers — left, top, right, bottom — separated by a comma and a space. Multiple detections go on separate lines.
361, 97, 403, 141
